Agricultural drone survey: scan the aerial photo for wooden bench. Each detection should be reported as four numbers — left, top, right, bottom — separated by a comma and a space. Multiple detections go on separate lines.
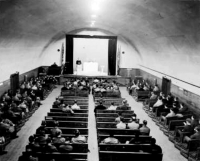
50, 109, 88, 113
63, 101, 88, 105
45, 116, 88, 122
21, 151, 87, 161
45, 127, 88, 135
99, 151, 163, 161
96, 110, 134, 114
62, 99, 89, 102
97, 128, 140, 135
98, 135, 152, 144
47, 112, 88, 117
96, 113, 134, 118
53, 105, 88, 110
95, 98, 124, 101
45, 120, 88, 128
60, 96, 89, 100
97, 122, 142, 128
96, 117, 133, 123
99, 144, 155, 152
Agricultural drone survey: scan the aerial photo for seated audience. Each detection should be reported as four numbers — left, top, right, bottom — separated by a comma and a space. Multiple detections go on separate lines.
139, 120, 150, 135
115, 112, 122, 124
71, 129, 87, 144
107, 102, 117, 110
94, 101, 107, 114
150, 138, 162, 153
50, 121, 62, 137
178, 103, 188, 114
52, 131, 66, 145
101, 131, 120, 144
116, 100, 130, 110
127, 117, 139, 130
0, 116, 18, 138
61, 104, 74, 114
71, 100, 80, 110
184, 125, 200, 143
116, 117, 126, 129
0, 133, 7, 154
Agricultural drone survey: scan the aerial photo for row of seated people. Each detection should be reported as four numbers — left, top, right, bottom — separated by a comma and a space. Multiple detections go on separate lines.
94, 99, 131, 113
19, 95, 89, 161
61, 77, 90, 91
0, 75, 56, 155
128, 79, 158, 102
92, 79, 121, 97
143, 91, 200, 160
127, 79, 159, 95
94, 97, 163, 161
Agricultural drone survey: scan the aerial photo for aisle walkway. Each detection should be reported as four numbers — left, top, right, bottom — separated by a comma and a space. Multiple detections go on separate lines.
88, 94, 99, 161
119, 87, 187, 161
1, 86, 62, 161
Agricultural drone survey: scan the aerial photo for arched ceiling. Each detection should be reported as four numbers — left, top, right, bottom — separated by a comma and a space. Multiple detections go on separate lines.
0, 0, 200, 84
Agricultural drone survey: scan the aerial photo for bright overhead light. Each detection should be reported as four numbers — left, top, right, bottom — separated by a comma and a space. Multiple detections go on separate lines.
91, 3, 100, 11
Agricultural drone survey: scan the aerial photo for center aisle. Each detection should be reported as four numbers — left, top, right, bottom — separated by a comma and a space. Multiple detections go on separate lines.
87, 94, 99, 161
119, 87, 187, 161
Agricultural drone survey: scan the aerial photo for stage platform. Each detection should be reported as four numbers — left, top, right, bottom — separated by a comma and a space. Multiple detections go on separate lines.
74, 70, 108, 76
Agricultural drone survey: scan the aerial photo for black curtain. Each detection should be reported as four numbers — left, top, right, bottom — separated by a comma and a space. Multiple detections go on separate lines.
108, 39, 117, 75
10, 72, 19, 95
162, 77, 171, 96
65, 36, 74, 74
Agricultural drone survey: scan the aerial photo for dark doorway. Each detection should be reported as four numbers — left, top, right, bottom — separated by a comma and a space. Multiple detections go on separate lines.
162, 77, 171, 96
10, 72, 19, 95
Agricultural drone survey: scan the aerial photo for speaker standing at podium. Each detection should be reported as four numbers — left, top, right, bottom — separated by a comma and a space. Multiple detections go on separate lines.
76, 58, 82, 73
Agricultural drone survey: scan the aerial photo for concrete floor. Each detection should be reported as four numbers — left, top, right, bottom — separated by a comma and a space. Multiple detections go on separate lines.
0, 86, 187, 161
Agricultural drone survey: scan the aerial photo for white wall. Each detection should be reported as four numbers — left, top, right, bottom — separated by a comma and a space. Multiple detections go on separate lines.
41, 39, 66, 66
73, 38, 108, 73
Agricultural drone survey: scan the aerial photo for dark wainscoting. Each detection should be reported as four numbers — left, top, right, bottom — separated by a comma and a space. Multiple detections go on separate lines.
118, 68, 140, 78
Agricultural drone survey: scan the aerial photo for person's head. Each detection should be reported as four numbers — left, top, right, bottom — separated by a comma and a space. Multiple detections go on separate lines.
143, 120, 147, 126
158, 96, 162, 100
195, 125, 200, 133
56, 130, 62, 137
172, 108, 178, 114
53, 121, 59, 127
132, 113, 137, 120
74, 129, 80, 137
120, 117, 124, 123
174, 97, 179, 101
167, 93, 172, 98
186, 118, 192, 125
151, 138, 156, 145
41, 120, 46, 127
191, 115, 198, 120
122, 100, 127, 105
99, 101, 103, 105
111, 102, 115, 106
29, 135, 35, 143
74, 100, 77, 104
180, 103, 184, 108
